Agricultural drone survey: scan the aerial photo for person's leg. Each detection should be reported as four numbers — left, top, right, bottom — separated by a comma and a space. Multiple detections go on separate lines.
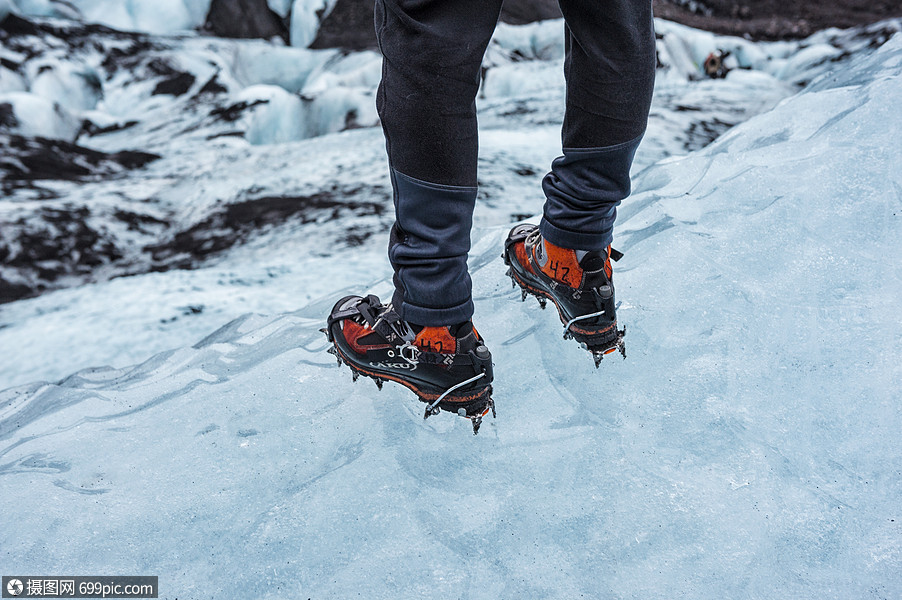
540, 0, 656, 251
375, 0, 505, 326
502, 0, 655, 363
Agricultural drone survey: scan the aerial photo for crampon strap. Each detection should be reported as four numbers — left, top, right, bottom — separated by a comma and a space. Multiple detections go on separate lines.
345, 296, 415, 345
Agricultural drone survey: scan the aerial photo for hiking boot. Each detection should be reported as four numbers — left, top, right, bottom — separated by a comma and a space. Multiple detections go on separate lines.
503, 223, 625, 366
324, 294, 494, 434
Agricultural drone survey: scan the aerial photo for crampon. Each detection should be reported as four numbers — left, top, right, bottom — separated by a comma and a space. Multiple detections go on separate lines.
503, 223, 626, 367
323, 294, 495, 434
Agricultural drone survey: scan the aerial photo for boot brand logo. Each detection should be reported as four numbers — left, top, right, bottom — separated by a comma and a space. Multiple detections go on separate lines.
372, 362, 417, 371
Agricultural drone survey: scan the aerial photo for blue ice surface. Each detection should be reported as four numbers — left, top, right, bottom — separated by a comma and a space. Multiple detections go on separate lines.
2, 34, 901, 600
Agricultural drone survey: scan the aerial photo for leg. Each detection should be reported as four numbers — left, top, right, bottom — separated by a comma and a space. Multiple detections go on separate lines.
503, 0, 655, 363
540, 0, 656, 251
375, 0, 504, 326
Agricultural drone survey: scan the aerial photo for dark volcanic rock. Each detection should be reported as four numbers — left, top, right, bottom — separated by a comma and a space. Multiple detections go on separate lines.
11, 207, 124, 270
310, 0, 563, 51
82, 120, 139, 136
653, 0, 902, 40
0, 188, 388, 304
311, 0, 902, 50
309, 0, 377, 50
0, 56, 20, 71
0, 12, 41, 37
198, 74, 229, 96
0, 103, 18, 129
145, 193, 386, 269
152, 71, 196, 96
0, 277, 32, 304
302, 0, 902, 50
0, 205, 125, 303
2, 12, 156, 54
203, 0, 289, 43
0, 135, 160, 193
208, 99, 268, 122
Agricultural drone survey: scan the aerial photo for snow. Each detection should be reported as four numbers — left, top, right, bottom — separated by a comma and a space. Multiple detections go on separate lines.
0, 63, 27, 92
2, 14, 899, 388
0, 90, 81, 138
26, 60, 103, 111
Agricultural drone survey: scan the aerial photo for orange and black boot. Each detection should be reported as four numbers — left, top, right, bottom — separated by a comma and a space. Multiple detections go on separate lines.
324, 294, 494, 434
503, 223, 625, 367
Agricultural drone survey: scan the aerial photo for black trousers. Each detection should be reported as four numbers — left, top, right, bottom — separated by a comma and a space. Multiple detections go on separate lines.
376, 0, 655, 325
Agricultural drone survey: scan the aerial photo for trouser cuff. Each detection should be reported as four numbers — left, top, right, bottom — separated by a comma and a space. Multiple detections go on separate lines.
539, 218, 613, 252
388, 169, 476, 326
392, 290, 475, 327
540, 134, 643, 251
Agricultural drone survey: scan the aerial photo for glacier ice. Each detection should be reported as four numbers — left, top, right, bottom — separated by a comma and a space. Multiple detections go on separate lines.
0, 90, 80, 138
1, 0, 62, 19
74, 0, 207, 34
289, 0, 338, 48
488, 20, 565, 63
3, 0, 212, 33
237, 84, 306, 144
0, 63, 27, 93
231, 44, 337, 93
27, 61, 103, 112
266, 0, 293, 19
1, 23, 900, 600
2, 15, 899, 389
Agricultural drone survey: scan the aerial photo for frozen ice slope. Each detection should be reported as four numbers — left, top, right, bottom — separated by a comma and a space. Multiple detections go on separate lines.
3, 15, 893, 389
2, 34, 901, 600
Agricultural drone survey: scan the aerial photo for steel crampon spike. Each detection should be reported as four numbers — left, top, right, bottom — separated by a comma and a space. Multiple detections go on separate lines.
471, 415, 483, 435
351, 371, 359, 382
471, 398, 496, 435
373, 377, 383, 391
327, 346, 342, 365
521, 289, 528, 302
593, 352, 604, 369
537, 297, 547, 309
